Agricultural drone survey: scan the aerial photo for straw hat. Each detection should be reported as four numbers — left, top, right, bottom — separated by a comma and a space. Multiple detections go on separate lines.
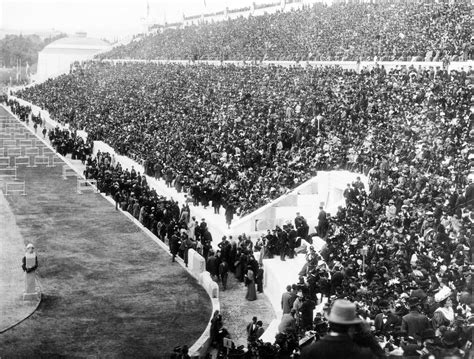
326, 299, 362, 325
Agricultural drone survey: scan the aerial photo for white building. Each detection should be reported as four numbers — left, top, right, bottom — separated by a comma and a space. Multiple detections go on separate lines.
36, 34, 111, 82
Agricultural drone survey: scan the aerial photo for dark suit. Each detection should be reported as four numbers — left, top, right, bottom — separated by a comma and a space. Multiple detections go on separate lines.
255, 326, 264, 339
401, 310, 430, 339
301, 334, 378, 359
281, 291, 292, 314
218, 261, 229, 290
255, 268, 264, 293
246, 321, 258, 342
374, 312, 401, 334
317, 209, 329, 237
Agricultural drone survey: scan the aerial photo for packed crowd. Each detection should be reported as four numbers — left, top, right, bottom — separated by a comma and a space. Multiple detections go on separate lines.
102, 1, 472, 62
16, 61, 473, 218
9, 79, 473, 357
262, 162, 473, 357
12, 22, 474, 355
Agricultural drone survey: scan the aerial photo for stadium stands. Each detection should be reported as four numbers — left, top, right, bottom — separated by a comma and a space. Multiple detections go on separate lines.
101, 1, 472, 62
5, 1, 473, 355
14, 61, 473, 216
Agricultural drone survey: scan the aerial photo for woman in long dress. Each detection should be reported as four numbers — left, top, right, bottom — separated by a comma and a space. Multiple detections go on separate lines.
245, 266, 257, 301
22, 243, 38, 295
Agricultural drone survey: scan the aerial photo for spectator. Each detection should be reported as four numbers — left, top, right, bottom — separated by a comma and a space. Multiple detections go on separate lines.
401, 297, 430, 340
245, 265, 257, 301
281, 285, 293, 314
278, 308, 297, 335
300, 299, 382, 359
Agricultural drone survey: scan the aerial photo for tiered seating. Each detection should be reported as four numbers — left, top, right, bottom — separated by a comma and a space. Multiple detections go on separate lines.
101, 1, 472, 62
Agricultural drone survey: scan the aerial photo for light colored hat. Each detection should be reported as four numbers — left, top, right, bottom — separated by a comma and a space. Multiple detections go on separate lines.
326, 299, 362, 325
434, 287, 452, 303
26, 243, 34, 249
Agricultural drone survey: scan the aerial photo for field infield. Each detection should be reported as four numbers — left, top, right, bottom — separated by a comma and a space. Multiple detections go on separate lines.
0, 136, 211, 357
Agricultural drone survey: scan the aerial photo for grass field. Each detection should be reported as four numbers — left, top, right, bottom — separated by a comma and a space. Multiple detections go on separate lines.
0, 162, 211, 358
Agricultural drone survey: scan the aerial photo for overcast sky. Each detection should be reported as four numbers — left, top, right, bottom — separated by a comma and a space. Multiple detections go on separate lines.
0, 0, 253, 40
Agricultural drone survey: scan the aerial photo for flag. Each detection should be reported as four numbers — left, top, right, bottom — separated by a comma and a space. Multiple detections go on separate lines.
203, 0, 207, 7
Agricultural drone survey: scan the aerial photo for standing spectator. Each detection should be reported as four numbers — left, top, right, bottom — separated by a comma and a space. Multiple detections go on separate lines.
299, 295, 316, 331
401, 297, 431, 340
206, 250, 220, 280
317, 206, 329, 238
225, 203, 235, 229
245, 265, 257, 301
169, 233, 180, 263
246, 316, 258, 345
218, 260, 229, 291
278, 309, 297, 335
281, 285, 293, 314
301, 300, 381, 359
255, 263, 264, 294
254, 321, 264, 340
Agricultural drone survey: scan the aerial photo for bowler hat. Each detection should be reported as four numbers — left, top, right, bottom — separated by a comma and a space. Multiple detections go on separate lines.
326, 299, 362, 325
407, 296, 421, 307
378, 300, 390, 309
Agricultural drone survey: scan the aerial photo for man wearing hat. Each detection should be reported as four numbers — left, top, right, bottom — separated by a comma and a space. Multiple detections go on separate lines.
374, 300, 401, 334
301, 299, 382, 359
400, 296, 430, 339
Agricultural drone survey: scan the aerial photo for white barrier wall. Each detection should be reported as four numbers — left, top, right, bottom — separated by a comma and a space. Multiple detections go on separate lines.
188, 249, 206, 278
183, 249, 219, 299
103, 59, 473, 73
230, 170, 368, 237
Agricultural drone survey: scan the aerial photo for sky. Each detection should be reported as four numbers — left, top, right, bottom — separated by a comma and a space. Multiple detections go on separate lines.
0, 0, 254, 41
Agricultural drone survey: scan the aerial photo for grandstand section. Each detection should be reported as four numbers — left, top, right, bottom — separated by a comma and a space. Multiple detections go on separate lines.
101, 1, 472, 62
14, 61, 473, 217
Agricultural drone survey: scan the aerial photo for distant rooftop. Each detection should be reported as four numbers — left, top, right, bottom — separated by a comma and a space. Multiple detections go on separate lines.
43, 35, 110, 51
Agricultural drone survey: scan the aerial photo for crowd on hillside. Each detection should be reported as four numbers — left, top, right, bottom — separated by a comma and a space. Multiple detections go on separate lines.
101, 1, 472, 62
15, 61, 473, 218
